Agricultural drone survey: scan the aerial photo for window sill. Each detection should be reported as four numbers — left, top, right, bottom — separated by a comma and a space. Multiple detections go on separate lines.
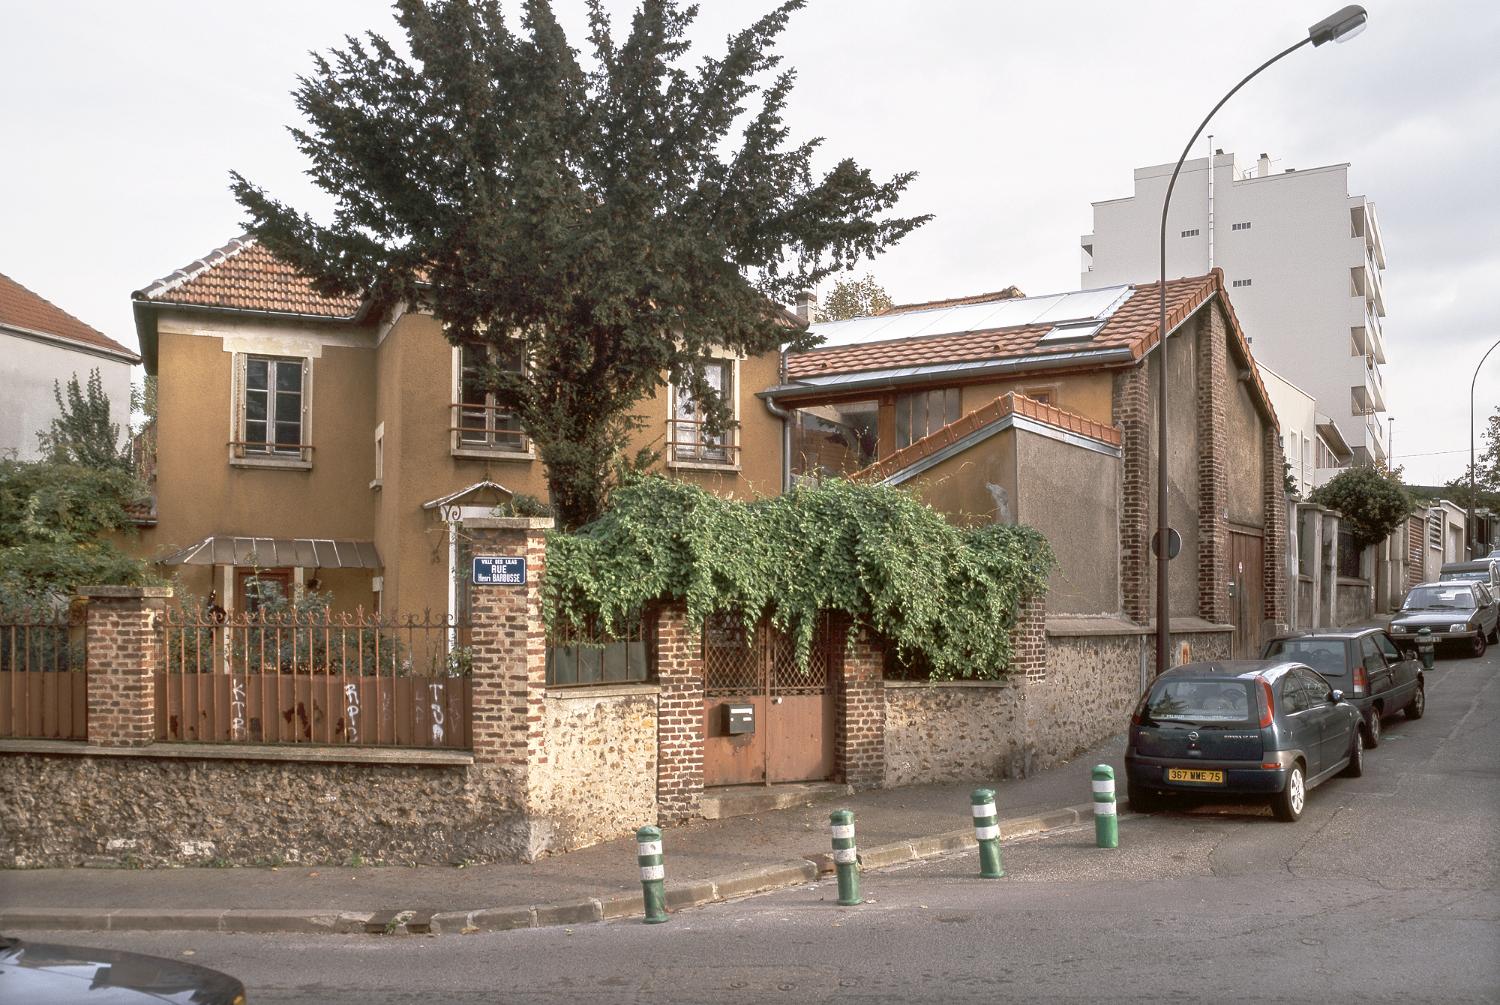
230, 456, 313, 471
667, 459, 741, 473
370, 479, 383, 491
546, 683, 660, 699
451, 448, 535, 462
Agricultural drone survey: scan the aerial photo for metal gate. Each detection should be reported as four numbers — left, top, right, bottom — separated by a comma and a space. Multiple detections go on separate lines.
1229, 530, 1266, 659
702, 613, 836, 787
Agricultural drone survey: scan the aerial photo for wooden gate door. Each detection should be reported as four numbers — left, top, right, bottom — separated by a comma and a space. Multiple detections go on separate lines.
702, 615, 835, 787
1229, 531, 1265, 659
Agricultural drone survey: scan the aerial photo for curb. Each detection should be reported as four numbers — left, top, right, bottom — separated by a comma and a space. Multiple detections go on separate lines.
1, 802, 1102, 937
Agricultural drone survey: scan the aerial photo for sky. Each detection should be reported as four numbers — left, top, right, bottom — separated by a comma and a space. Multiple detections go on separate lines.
2, 0, 1496, 485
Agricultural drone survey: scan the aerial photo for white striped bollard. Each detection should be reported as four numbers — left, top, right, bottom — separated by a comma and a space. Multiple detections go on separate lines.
636, 825, 668, 923
971, 788, 1004, 878
830, 808, 861, 906
1092, 764, 1118, 849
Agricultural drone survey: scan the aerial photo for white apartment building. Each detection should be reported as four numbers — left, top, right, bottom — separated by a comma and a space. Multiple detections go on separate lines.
1081, 151, 1389, 466
1257, 363, 1352, 497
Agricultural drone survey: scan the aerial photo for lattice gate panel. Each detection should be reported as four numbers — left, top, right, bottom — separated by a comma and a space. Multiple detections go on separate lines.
704, 613, 761, 698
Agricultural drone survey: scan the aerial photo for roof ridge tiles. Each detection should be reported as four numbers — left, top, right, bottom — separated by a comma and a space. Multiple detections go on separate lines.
134, 234, 256, 301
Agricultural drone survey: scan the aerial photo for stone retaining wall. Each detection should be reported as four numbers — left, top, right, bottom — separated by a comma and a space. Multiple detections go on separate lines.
0, 748, 526, 869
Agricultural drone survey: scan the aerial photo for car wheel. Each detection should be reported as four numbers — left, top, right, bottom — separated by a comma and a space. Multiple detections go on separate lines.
1272, 763, 1306, 823
1127, 782, 1160, 814
1406, 683, 1426, 720
1472, 633, 1487, 659
1363, 709, 1382, 749
1341, 727, 1364, 777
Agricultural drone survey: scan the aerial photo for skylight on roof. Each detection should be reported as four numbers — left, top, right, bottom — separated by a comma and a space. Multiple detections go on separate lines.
1038, 321, 1105, 344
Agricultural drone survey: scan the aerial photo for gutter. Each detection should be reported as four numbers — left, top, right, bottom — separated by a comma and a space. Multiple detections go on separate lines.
763, 351, 794, 493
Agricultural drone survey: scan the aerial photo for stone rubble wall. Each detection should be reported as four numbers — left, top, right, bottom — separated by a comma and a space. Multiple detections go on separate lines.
882, 626, 1232, 789
531, 687, 658, 854
0, 753, 528, 869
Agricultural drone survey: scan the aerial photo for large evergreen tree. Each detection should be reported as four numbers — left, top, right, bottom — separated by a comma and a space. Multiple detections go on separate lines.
231, 0, 929, 528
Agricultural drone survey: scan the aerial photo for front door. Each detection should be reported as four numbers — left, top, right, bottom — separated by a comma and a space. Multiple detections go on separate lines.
1229, 531, 1265, 659
702, 614, 836, 787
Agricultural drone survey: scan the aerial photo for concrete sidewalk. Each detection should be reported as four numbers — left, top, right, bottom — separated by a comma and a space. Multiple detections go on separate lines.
0, 735, 1127, 936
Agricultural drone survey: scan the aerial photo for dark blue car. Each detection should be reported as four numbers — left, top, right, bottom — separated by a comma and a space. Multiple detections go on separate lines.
1125, 660, 1364, 822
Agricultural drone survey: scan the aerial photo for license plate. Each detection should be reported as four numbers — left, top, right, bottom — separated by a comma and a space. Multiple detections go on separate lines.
1167, 768, 1224, 784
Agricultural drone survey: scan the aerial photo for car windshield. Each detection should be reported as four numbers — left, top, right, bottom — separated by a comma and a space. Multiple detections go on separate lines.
1263, 639, 1346, 676
1403, 586, 1474, 610
1143, 679, 1254, 725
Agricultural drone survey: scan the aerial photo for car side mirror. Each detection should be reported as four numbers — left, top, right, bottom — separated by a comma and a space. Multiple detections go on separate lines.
1330, 690, 1344, 703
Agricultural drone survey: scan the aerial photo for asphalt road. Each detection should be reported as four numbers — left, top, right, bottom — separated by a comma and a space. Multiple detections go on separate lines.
15, 652, 1499, 1004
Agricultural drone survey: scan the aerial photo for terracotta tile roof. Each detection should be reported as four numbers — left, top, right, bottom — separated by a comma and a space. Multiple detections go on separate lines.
787, 274, 1216, 381
134, 236, 362, 319
879, 285, 1026, 315
0, 271, 138, 361
853, 392, 1121, 485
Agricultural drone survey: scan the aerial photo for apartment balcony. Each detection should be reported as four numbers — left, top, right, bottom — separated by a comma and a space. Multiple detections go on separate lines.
1350, 200, 1387, 270
1350, 263, 1386, 319
1364, 357, 1386, 412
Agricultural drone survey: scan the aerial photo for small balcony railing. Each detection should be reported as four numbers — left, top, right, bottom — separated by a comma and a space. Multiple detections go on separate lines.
451, 403, 529, 455
668, 418, 739, 466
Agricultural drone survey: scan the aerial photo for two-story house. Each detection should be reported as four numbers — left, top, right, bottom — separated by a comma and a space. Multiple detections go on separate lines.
130, 236, 783, 624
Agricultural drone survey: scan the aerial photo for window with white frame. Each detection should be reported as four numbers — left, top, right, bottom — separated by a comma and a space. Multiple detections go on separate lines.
455, 339, 528, 454
671, 358, 736, 465
234, 355, 309, 462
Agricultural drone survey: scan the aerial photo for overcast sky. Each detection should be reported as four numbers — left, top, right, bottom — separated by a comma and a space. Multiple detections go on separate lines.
2, 1, 1495, 485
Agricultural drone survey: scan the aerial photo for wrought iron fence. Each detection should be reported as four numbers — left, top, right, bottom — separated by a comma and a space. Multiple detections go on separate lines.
0, 604, 87, 740
157, 605, 471, 748
546, 612, 651, 687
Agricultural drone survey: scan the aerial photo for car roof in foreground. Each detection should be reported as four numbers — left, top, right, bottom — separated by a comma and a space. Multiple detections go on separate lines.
1159, 659, 1300, 682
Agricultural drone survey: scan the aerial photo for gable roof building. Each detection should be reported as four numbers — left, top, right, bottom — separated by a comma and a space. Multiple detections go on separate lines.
1, 271, 139, 461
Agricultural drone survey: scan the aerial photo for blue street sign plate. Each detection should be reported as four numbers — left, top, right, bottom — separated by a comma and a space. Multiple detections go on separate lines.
472, 556, 527, 586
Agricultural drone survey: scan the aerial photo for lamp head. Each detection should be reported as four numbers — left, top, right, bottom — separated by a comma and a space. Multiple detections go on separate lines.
1309, 5, 1368, 45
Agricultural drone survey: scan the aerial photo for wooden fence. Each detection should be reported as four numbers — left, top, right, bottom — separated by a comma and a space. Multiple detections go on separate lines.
0, 606, 87, 741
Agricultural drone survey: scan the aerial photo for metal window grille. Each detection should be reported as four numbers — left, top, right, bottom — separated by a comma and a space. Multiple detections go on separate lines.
546, 614, 652, 686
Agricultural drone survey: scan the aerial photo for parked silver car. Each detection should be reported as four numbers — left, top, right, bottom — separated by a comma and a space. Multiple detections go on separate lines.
1388, 581, 1500, 658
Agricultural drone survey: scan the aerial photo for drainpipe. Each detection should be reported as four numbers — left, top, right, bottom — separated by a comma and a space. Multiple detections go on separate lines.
765, 370, 793, 495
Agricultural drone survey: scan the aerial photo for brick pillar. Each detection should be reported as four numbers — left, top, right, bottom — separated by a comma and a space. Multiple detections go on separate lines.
1262, 426, 1289, 627
1196, 308, 1230, 624
83, 586, 171, 747
1113, 367, 1151, 622
655, 603, 704, 825
1010, 595, 1048, 682
464, 517, 551, 781
833, 616, 885, 790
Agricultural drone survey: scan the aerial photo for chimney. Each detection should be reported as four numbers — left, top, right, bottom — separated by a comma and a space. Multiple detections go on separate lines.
1256, 153, 1271, 177
794, 290, 817, 324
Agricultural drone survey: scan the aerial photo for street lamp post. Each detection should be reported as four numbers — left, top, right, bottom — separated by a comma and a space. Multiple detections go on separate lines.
1469, 337, 1500, 558
1153, 6, 1369, 674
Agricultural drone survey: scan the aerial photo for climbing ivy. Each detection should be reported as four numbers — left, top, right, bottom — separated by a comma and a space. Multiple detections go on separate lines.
543, 478, 1053, 680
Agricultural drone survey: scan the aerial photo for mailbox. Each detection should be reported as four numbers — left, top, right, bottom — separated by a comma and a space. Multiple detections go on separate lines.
724, 704, 755, 735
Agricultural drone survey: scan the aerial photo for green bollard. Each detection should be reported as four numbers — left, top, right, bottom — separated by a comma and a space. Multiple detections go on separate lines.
636, 825, 668, 924
1092, 765, 1119, 849
1416, 628, 1435, 670
971, 788, 1004, 879
829, 809, 862, 906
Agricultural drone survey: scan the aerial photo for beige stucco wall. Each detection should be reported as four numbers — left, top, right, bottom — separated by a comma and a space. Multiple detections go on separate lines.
1014, 430, 1120, 615
897, 426, 1016, 527
1, 331, 135, 462
1226, 355, 1268, 528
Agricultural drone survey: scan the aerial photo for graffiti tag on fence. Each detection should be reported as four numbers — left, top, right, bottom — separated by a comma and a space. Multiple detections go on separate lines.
231, 678, 247, 741
430, 682, 445, 745
345, 682, 360, 744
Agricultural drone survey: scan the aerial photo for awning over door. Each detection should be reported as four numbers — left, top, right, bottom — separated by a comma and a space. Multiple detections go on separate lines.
157, 536, 381, 569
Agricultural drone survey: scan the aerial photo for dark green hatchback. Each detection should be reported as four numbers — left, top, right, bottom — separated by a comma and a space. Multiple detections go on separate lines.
1124, 660, 1364, 822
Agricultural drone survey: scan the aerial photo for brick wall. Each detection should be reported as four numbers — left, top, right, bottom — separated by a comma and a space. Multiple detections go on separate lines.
654, 603, 704, 824
1112, 367, 1151, 622
82, 586, 171, 748
1262, 427, 1289, 626
1195, 309, 1230, 623
833, 617, 885, 789
1011, 596, 1047, 682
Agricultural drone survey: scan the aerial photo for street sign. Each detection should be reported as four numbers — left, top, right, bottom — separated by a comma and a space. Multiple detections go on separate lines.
472, 556, 527, 586
1151, 528, 1182, 560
